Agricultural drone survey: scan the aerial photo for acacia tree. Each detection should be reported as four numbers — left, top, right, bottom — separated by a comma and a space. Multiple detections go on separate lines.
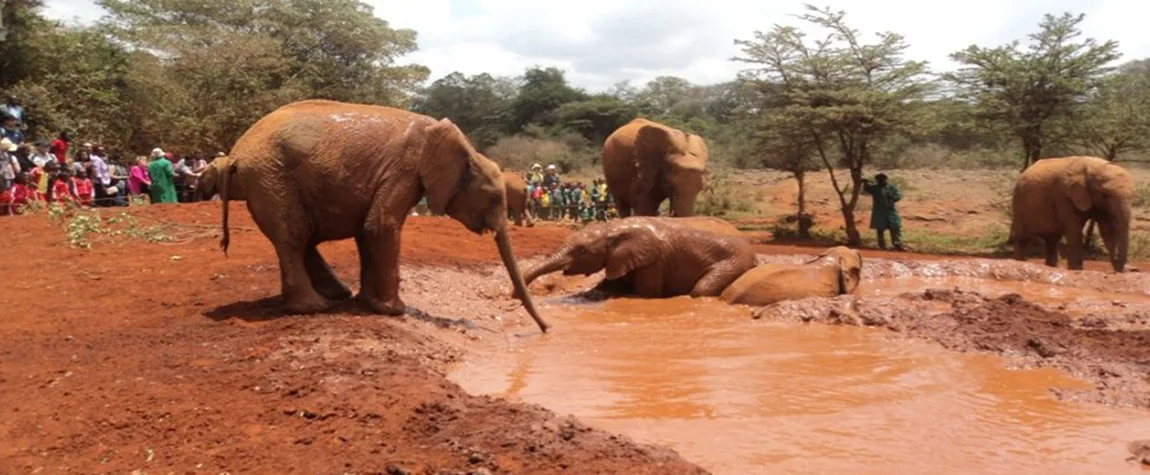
1074, 64, 1150, 160
946, 13, 1119, 170
734, 4, 930, 245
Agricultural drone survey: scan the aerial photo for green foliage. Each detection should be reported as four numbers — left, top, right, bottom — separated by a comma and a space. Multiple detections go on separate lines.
946, 12, 1120, 168
411, 72, 517, 149
1132, 183, 1150, 207
734, 4, 932, 245
485, 133, 598, 174
509, 67, 588, 132
553, 95, 638, 145
1073, 65, 1150, 160
694, 171, 755, 217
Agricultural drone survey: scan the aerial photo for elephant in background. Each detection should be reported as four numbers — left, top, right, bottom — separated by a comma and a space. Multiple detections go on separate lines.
502, 170, 529, 226
199, 99, 548, 333
602, 118, 708, 218
1009, 156, 1134, 272
720, 246, 863, 306
519, 216, 757, 298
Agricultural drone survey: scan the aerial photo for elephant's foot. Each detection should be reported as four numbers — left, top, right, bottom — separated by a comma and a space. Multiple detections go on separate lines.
314, 280, 353, 301
365, 296, 406, 316
283, 292, 332, 315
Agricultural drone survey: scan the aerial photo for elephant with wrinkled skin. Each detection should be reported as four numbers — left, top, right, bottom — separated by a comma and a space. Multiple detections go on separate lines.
602, 118, 709, 218
1009, 156, 1134, 273
655, 216, 746, 240
502, 170, 529, 226
720, 246, 863, 306
519, 217, 757, 299
199, 99, 549, 333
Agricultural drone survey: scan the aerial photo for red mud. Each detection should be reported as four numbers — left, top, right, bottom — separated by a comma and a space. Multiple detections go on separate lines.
0, 203, 703, 474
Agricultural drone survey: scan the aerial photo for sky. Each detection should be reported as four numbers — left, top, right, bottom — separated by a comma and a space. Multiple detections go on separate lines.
42, 0, 1150, 91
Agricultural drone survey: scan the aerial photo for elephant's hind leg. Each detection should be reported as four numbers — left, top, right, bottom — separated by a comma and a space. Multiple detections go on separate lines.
1043, 237, 1060, 268
248, 201, 330, 314
305, 245, 352, 301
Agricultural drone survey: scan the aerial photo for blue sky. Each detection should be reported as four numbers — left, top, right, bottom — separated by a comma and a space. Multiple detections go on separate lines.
43, 0, 1150, 91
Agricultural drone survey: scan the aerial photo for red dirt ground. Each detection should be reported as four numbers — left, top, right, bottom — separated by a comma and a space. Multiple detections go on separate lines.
0, 203, 705, 475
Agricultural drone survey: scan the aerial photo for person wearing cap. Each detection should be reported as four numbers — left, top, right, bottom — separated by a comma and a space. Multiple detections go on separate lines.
862, 173, 905, 251
2, 114, 23, 145
30, 140, 53, 167
528, 163, 543, 185
147, 150, 178, 203
542, 164, 560, 189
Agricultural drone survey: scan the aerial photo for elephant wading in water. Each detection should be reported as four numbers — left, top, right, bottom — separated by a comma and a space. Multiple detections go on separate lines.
502, 170, 529, 226
519, 217, 756, 298
602, 118, 708, 218
1009, 156, 1134, 272
198, 100, 549, 332
720, 246, 863, 306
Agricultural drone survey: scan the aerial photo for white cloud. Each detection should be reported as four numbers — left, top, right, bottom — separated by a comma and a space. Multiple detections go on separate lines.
43, 0, 1150, 91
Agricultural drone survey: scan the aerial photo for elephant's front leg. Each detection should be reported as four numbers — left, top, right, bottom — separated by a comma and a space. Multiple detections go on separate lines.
1062, 225, 1086, 270
355, 233, 376, 300
305, 245, 352, 301
1043, 237, 1060, 267
630, 265, 667, 298
363, 215, 406, 315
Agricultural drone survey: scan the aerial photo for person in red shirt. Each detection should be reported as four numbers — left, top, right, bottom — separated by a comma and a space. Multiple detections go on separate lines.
49, 131, 69, 164
9, 173, 37, 213
0, 182, 12, 216
48, 169, 77, 204
74, 168, 94, 206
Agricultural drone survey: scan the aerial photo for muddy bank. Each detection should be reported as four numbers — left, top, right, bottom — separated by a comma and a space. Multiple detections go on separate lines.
0, 203, 706, 474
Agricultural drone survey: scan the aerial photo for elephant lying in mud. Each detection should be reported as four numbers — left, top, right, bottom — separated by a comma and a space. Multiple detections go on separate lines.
720, 246, 863, 306
519, 216, 757, 298
1010, 156, 1134, 272
197, 100, 549, 333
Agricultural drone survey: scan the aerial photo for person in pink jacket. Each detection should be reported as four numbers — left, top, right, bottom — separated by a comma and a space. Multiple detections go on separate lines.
128, 155, 152, 200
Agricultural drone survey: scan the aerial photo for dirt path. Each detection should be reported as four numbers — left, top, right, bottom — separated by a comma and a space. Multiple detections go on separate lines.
0, 204, 704, 474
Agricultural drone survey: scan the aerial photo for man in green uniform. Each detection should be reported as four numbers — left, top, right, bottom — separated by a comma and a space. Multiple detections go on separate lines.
147, 150, 178, 204
862, 173, 905, 251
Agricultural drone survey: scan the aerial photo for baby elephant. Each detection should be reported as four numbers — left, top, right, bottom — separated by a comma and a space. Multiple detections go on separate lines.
720, 246, 863, 306
520, 217, 757, 298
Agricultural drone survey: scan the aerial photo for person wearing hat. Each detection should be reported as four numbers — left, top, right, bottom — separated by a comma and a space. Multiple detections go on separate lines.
542, 164, 560, 189
2, 94, 25, 130
528, 163, 543, 186
147, 150, 178, 203
2, 114, 23, 145
30, 140, 53, 167
862, 173, 905, 251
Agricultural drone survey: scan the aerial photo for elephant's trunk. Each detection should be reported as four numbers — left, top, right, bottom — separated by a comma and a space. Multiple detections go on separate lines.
495, 228, 550, 333
671, 192, 698, 217
522, 246, 572, 288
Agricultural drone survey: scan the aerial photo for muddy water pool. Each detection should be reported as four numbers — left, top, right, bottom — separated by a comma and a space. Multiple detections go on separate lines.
450, 296, 1150, 474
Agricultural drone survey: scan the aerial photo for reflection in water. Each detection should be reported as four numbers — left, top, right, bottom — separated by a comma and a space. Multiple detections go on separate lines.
451, 296, 1150, 475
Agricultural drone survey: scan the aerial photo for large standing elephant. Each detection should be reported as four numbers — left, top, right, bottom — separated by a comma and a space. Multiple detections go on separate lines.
720, 246, 863, 306
503, 170, 529, 226
519, 216, 756, 298
1009, 156, 1134, 272
197, 99, 549, 332
602, 118, 708, 218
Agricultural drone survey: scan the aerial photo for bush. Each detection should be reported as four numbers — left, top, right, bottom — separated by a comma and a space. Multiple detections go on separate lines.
485, 134, 598, 173
879, 143, 1018, 170
1133, 183, 1150, 207
695, 170, 755, 217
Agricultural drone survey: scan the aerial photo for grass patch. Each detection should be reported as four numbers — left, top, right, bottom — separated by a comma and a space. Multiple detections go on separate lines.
1134, 183, 1150, 208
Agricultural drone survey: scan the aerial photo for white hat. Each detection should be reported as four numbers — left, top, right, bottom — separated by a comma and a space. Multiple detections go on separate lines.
547, 164, 556, 170
83, 142, 92, 147
0, 138, 16, 152
532, 163, 542, 169
151, 148, 164, 157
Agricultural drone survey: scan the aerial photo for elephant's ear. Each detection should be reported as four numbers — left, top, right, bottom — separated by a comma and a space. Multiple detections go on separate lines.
635, 124, 673, 166
1059, 165, 1093, 212
839, 250, 863, 294
420, 118, 477, 214
604, 227, 659, 280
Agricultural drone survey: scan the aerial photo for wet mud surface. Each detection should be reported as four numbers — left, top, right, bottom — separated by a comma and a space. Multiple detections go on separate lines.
5, 202, 1150, 474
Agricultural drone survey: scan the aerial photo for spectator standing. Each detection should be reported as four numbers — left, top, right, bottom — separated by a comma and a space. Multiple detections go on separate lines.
1, 114, 23, 145
542, 164, 560, 189
49, 131, 69, 164
147, 150, 178, 203
128, 156, 151, 200
30, 141, 53, 167
528, 163, 544, 185
0, 138, 19, 189
2, 94, 25, 129
88, 146, 114, 206
549, 184, 564, 221
862, 173, 905, 251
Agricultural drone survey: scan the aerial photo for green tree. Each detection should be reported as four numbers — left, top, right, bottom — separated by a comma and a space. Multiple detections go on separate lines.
412, 72, 517, 149
508, 67, 587, 132
553, 94, 638, 145
946, 12, 1120, 169
97, 0, 429, 151
1073, 63, 1150, 160
0, 0, 48, 88
734, 4, 931, 245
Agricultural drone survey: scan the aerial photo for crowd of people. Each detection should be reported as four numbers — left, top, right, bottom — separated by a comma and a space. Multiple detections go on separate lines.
523, 163, 617, 223
0, 94, 226, 216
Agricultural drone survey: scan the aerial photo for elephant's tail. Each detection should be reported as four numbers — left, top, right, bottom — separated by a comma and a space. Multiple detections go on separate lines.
219, 163, 234, 256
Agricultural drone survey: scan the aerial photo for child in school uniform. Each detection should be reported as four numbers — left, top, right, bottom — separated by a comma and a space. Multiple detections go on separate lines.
74, 168, 94, 206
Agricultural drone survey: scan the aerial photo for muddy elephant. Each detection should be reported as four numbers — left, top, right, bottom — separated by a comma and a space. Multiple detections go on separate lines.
720, 246, 863, 306
1009, 156, 1134, 272
602, 118, 708, 218
503, 170, 529, 226
198, 99, 548, 332
519, 216, 756, 298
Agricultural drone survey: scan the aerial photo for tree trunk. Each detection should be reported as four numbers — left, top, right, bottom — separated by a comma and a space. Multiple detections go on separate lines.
795, 170, 811, 238
843, 207, 860, 246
